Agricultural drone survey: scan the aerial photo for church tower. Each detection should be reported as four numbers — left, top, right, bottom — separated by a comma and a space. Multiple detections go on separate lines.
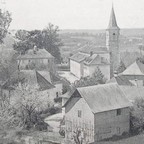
106, 5, 120, 78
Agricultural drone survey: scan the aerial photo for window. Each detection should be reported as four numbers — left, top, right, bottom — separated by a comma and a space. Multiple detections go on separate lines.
78, 110, 82, 118
56, 92, 59, 98
117, 109, 121, 116
113, 33, 115, 36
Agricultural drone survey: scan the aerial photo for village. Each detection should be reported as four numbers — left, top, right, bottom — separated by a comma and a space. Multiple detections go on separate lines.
0, 0, 144, 144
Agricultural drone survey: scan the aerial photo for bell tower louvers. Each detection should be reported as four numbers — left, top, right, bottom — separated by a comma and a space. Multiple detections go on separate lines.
106, 6, 120, 78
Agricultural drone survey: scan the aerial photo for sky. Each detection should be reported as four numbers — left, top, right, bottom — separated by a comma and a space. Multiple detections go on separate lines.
2, 0, 144, 30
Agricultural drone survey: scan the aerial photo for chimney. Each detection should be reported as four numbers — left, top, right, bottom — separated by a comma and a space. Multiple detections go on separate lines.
90, 51, 93, 56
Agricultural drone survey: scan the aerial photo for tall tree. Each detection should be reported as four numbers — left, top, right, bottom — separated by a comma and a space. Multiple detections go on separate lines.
0, 9, 12, 43
13, 23, 63, 62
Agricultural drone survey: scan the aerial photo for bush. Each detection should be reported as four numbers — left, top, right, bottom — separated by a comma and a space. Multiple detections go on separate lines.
54, 97, 62, 103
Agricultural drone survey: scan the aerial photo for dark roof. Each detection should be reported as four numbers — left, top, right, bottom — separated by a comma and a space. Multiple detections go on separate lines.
70, 52, 88, 62
84, 54, 110, 65
107, 6, 120, 29
65, 84, 131, 113
36, 71, 55, 90
107, 75, 134, 86
80, 44, 108, 54
2, 70, 59, 91
17, 49, 53, 60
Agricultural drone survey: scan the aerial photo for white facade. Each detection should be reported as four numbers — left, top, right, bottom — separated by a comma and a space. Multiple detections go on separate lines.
70, 60, 83, 79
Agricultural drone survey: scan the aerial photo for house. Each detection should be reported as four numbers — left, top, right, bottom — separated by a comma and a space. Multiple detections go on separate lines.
70, 49, 110, 80
64, 83, 131, 143
1, 70, 63, 106
120, 59, 144, 86
69, 5, 121, 79
16, 46, 56, 73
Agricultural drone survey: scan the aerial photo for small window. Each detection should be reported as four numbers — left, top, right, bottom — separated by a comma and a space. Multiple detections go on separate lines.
113, 33, 115, 36
78, 110, 82, 118
117, 109, 121, 116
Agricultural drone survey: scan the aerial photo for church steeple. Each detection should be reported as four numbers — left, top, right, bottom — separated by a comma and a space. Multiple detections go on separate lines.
106, 5, 120, 78
107, 5, 119, 29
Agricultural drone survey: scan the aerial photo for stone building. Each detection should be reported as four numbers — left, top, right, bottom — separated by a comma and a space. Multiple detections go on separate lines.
70, 6, 120, 80
106, 6, 120, 78
16, 47, 56, 73
64, 83, 131, 143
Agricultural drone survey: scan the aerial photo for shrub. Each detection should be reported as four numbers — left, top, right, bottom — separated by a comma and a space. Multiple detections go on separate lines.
54, 97, 62, 103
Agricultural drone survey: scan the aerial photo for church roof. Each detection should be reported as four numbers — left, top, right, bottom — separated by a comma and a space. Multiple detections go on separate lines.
17, 49, 54, 60
107, 6, 120, 29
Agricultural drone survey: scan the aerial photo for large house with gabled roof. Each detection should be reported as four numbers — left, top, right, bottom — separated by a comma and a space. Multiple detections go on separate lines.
16, 47, 56, 73
64, 83, 131, 143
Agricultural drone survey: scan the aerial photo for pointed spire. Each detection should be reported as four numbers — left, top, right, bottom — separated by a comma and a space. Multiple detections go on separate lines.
108, 5, 119, 29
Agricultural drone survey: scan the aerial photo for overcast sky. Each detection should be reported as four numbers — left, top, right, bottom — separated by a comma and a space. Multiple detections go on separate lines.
3, 0, 144, 30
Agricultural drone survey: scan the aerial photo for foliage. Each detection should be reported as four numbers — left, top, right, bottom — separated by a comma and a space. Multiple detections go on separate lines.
74, 67, 106, 88
130, 98, 144, 134
54, 97, 62, 103
13, 23, 63, 62
0, 9, 12, 43
117, 60, 126, 74
12, 85, 50, 130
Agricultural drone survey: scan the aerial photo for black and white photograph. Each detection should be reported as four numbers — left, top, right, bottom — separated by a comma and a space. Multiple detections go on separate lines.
0, 0, 144, 143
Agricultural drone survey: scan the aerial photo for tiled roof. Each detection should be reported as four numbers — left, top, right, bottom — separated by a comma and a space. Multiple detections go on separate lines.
65, 83, 131, 113
84, 54, 110, 65
70, 52, 89, 62
2, 70, 59, 91
107, 75, 134, 86
17, 49, 53, 60
80, 44, 108, 54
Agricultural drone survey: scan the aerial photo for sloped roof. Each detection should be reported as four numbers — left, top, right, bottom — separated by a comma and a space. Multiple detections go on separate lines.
120, 86, 144, 102
38, 71, 61, 84
107, 75, 134, 86
2, 70, 56, 91
70, 52, 89, 62
107, 6, 119, 29
80, 44, 108, 54
84, 54, 110, 65
122, 60, 144, 76
17, 49, 53, 60
36, 71, 55, 90
65, 84, 131, 113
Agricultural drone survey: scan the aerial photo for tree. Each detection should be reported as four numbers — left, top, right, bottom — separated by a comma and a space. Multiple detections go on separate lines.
130, 98, 144, 134
73, 67, 106, 88
42, 23, 62, 62
0, 9, 12, 43
13, 23, 63, 62
12, 85, 49, 130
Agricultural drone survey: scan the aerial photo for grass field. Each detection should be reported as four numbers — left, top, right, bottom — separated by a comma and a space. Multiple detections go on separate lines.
98, 133, 144, 144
